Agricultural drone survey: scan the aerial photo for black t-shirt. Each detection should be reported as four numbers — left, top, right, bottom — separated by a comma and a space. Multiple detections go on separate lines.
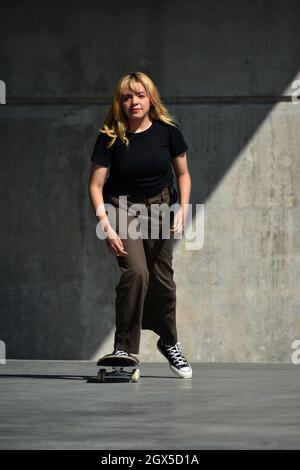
90, 119, 188, 199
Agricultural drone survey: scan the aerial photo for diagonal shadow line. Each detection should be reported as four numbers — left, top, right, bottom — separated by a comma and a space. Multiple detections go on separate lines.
92, 102, 298, 357
90, 87, 300, 360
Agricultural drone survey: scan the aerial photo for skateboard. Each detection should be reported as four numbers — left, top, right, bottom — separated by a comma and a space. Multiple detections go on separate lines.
96, 354, 140, 383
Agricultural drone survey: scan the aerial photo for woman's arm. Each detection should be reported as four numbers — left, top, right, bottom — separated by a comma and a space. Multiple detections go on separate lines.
171, 153, 191, 233
172, 152, 191, 207
88, 163, 109, 222
88, 163, 128, 256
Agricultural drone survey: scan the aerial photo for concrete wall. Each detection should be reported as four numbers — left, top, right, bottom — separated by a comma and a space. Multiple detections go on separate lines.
1, 0, 299, 361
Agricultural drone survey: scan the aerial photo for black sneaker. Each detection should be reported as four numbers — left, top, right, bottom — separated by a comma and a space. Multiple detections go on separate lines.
157, 338, 192, 379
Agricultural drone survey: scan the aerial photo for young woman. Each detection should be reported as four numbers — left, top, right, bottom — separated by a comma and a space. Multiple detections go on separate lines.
88, 72, 192, 379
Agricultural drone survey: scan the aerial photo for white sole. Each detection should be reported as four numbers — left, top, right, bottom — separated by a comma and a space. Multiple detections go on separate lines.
169, 363, 192, 379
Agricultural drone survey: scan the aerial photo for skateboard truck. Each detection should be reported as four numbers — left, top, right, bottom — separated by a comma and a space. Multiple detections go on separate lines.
96, 354, 140, 383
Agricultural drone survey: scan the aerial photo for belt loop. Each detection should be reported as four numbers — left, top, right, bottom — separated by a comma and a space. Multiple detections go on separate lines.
160, 185, 166, 199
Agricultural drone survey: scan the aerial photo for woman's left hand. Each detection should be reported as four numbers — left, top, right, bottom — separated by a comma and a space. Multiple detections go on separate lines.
170, 206, 187, 235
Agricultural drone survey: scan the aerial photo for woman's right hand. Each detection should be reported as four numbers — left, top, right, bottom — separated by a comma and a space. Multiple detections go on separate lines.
101, 218, 128, 257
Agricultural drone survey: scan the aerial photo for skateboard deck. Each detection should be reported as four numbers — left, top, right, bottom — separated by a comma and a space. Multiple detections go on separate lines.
96, 354, 140, 383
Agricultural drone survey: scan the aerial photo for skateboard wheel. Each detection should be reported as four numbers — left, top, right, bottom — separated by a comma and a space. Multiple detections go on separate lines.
131, 368, 140, 383
97, 368, 106, 382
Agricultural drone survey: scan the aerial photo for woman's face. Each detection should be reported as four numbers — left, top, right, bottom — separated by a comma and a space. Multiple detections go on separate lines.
121, 83, 151, 122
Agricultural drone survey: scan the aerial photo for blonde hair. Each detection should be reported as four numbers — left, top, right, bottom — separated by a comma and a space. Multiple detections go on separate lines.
98, 71, 180, 148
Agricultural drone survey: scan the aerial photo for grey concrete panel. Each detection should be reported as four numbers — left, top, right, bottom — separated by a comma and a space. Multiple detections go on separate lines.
1, 103, 299, 361
0, 0, 300, 98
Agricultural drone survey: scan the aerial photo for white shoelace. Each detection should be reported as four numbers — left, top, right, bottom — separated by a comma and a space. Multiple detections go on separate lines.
164, 342, 189, 367
114, 350, 129, 356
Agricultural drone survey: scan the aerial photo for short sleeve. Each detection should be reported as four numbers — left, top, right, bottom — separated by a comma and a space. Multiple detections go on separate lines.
169, 124, 188, 158
90, 132, 112, 167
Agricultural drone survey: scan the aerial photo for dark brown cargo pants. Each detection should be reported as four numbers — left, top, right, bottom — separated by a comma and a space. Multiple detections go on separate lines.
105, 184, 178, 354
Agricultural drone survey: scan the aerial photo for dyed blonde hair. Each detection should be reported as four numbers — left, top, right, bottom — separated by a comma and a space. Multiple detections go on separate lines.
99, 71, 180, 148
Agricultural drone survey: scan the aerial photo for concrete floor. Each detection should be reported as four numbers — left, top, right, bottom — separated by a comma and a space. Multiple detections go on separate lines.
0, 361, 299, 450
